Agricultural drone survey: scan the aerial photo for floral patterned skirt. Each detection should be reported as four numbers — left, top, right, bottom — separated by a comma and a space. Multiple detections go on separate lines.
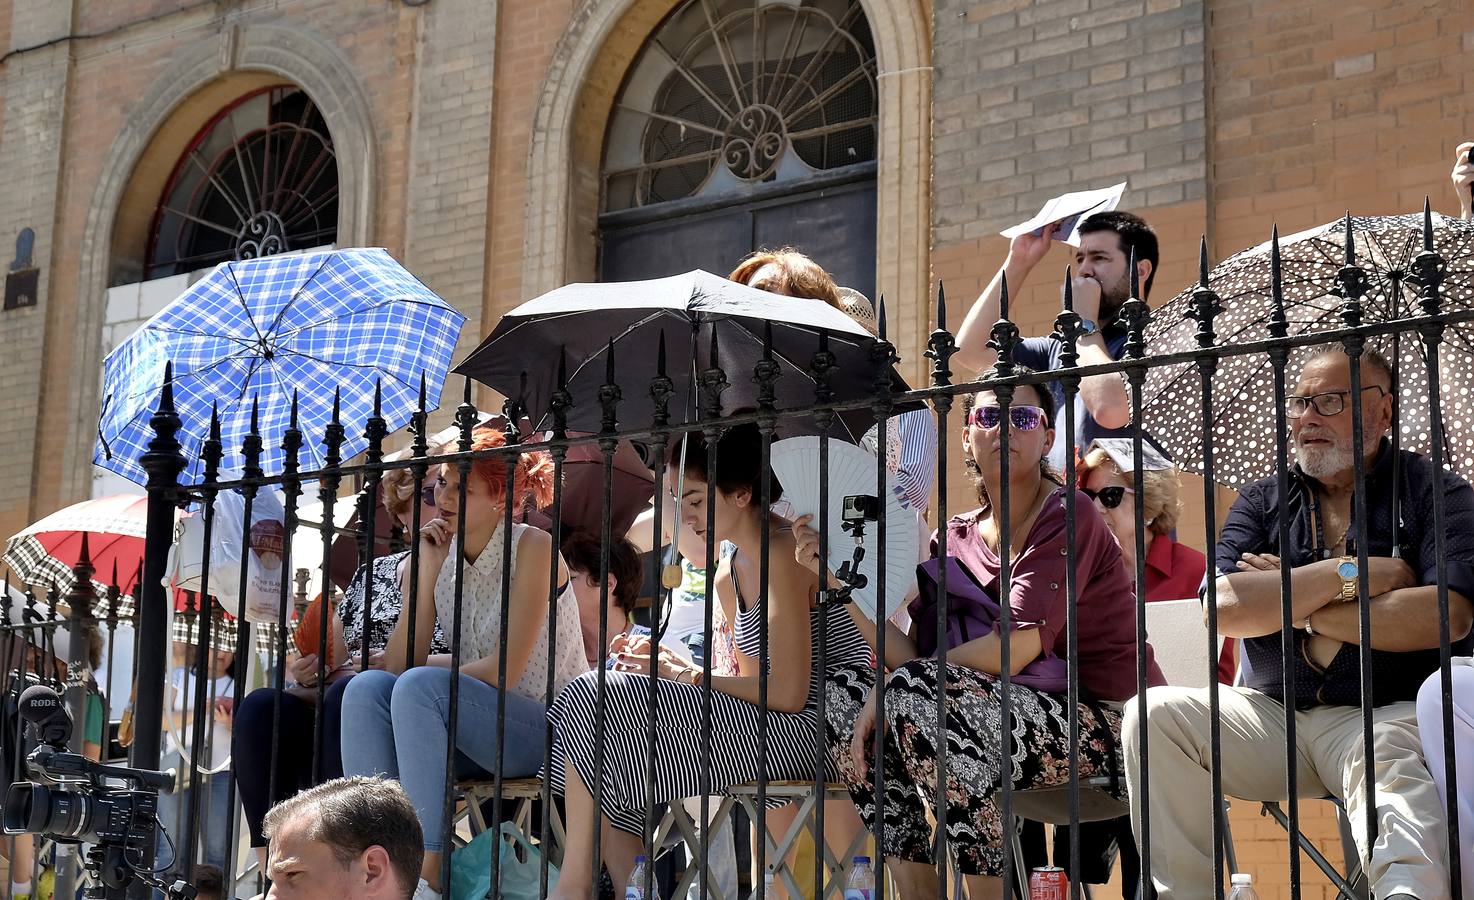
823, 659, 1124, 877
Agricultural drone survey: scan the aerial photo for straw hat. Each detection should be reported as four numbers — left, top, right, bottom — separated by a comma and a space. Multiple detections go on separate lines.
836, 287, 879, 337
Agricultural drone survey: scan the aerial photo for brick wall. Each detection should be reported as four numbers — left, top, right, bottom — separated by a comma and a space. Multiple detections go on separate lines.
0, 1, 75, 541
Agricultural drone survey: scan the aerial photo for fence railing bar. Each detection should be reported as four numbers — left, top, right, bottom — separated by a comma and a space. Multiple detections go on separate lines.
1267, 225, 1304, 900
1413, 201, 1463, 900
869, 301, 895, 900
1335, 216, 1379, 854
926, 281, 956, 900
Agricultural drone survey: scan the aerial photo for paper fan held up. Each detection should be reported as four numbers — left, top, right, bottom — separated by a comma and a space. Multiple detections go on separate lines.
768, 436, 919, 623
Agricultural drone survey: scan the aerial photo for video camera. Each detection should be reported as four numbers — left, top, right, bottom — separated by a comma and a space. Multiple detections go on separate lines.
4, 684, 194, 900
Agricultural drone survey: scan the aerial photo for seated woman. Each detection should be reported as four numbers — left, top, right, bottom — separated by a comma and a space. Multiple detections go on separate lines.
807, 371, 1164, 900
544, 423, 871, 900
233, 462, 451, 868
340, 427, 587, 900
1077, 438, 1205, 603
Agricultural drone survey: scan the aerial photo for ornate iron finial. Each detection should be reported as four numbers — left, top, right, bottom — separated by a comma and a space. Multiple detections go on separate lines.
323, 389, 346, 472
987, 272, 1021, 372
650, 333, 675, 430
504, 373, 527, 443
410, 372, 430, 460
456, 378, 478, 454
242, 395, 264, 483
550, 348, 575, 442
141, 360, 185, 492
808, 329, 837, 433
1187, 236, 1222, 350
283, 391, 304, 479
598, 339, 622, 435
699, 327, 729, 422
1412, 197, 1447, 323
365, 379, 387, 467
1119, 248, 1151, 360
1268, 225, 1289, 341
202, 404, 224, 485
753, 321, 780, 422
1336, 215, 1368, 335
926, 281, 957, 389
1052, 267, 1083, 372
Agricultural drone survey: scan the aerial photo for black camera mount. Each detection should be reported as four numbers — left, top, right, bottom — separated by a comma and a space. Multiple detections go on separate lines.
818, 494, 879, 608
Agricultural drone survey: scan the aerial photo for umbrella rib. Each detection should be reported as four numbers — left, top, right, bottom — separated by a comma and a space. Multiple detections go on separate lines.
272, 295, 459, 342
261, 253, 335, 341
226, 262, 270, 348
560, 310, 691, 387
142, 325, 260, 350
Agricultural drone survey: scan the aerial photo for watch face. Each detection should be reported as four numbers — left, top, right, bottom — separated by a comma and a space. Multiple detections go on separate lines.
1337, 560, 1358, 580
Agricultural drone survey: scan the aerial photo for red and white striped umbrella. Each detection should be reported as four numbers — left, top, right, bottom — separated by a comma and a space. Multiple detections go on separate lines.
3, 494, 154, 597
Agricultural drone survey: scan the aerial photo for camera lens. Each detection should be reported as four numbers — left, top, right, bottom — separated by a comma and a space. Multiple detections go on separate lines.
3, 783, 93, 841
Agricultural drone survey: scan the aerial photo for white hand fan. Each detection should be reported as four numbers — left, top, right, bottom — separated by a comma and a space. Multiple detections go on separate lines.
768, 436, 919, 623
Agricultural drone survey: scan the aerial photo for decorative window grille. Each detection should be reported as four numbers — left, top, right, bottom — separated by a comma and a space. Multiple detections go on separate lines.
603, 0, 877, 213
146, 86, 339, 279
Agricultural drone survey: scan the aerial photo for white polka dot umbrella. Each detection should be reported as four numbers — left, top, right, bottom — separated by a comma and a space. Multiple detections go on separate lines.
1140, 211, 1474, 488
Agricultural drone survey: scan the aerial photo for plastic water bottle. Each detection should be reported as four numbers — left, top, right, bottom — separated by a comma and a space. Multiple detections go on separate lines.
626, 855, 649, 900
844, 856, 875, 900
1227, 873, 1259, 900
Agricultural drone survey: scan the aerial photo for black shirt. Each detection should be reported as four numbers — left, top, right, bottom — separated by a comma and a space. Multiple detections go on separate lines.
1214, 440, 1474, 708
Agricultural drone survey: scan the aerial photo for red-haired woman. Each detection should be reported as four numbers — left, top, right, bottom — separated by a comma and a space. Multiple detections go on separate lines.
341, 427, 587, 900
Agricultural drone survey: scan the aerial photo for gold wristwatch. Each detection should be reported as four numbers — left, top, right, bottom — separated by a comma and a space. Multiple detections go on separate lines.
1336, 556, 1359, 602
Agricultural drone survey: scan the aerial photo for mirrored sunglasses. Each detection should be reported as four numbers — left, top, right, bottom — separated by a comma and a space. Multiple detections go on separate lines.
966, 405, 1048, 431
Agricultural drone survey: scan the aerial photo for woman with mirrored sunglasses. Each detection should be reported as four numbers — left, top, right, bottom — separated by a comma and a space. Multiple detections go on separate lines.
805, 366, 1165, 900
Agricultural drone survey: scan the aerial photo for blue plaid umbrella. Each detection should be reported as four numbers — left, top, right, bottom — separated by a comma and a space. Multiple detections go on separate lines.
95, 248, 467, 486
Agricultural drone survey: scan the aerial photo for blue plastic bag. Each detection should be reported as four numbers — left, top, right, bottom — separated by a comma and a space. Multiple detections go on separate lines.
450, 821, 560, 900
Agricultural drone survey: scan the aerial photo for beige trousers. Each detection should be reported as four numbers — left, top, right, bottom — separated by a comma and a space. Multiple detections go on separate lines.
1122, 685, 1452, 900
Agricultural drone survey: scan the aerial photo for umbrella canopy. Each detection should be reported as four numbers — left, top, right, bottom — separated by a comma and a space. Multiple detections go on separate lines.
1140, 212, 1474, 487
455, 269, 916, 441
95, 248, 467, 486
4, 495, 153, 597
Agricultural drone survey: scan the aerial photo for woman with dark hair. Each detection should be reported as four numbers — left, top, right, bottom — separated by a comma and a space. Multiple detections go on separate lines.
799, 368, 1164, 900
545, 422, 871, 900
561, 531, 642, 667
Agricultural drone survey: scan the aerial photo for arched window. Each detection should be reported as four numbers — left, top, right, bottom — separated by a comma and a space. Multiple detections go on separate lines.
604, 0, 876, 211
598, 0, 879, 298
145, 86, 339, 279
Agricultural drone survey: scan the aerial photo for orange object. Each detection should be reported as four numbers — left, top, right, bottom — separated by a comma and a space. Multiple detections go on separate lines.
294, 594, 338, 667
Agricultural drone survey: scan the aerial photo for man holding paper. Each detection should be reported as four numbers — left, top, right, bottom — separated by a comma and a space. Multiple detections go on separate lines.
955, 193, 1158, 470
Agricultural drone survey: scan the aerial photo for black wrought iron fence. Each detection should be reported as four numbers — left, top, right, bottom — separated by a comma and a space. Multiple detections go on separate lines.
0, 207, 1467, 900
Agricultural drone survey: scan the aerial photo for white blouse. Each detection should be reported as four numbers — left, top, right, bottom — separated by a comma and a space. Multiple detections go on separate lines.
433, 522, 588, 703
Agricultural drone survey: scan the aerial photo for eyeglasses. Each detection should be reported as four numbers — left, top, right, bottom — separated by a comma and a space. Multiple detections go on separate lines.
420, 485, 437, 507
966, 405, 1048, 431
1082, 485, 1134, 509
1285, 385, 1387, 419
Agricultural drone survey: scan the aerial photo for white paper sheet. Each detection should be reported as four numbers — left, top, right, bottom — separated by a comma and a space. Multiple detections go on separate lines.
1001, 182, 1127, 247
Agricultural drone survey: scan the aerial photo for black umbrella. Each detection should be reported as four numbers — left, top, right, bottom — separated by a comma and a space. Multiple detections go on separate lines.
1140, 211, 1474, 488
455, 269, 917, 441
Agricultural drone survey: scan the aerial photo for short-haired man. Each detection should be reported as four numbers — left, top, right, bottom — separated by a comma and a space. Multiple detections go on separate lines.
955, 210, 1159, 468
1125, 349, 1474, 899
263, 777, 424, 900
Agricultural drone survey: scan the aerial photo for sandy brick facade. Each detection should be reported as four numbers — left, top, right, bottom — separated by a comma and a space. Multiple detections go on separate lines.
0, 1, 1463, 894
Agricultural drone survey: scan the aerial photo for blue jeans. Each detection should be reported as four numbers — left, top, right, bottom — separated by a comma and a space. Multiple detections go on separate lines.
339, 667, 549, 852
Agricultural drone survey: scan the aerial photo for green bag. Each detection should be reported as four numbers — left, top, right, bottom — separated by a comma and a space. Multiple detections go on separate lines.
450, 821, 560, 900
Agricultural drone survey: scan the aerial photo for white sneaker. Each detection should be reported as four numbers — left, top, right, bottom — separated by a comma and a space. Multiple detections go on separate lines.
412, 878, 442, 900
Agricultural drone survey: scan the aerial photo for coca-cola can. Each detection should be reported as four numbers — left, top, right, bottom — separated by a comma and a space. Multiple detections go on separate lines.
1029, 866, 1068, 900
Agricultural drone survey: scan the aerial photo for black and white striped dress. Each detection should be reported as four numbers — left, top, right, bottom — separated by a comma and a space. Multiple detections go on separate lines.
544, 568, 871, 834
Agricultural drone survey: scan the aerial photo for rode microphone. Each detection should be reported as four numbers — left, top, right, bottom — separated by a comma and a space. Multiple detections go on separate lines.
17, 685, 72, 749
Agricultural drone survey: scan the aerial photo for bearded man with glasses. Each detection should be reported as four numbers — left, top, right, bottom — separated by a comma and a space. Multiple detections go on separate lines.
1123, 347, 1474, 900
